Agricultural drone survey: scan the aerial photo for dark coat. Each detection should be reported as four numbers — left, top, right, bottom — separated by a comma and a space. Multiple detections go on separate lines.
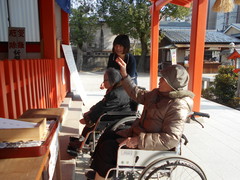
83, 83, 131, 127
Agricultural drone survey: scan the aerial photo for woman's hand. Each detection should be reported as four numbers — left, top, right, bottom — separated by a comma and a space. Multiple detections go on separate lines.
119, 136, 139, 149
79, 118, 86, 124
116, 57, 128, 78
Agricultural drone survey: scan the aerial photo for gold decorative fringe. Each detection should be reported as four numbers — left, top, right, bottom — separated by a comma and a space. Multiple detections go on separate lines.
234, 0, 240, 5
212, 0, 234, 12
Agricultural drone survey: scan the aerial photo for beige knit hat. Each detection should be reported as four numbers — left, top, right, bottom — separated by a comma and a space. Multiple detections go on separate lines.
159, 64, 189, 91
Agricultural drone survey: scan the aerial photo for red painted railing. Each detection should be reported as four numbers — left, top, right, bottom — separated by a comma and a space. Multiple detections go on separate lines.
0, 58, 70, 119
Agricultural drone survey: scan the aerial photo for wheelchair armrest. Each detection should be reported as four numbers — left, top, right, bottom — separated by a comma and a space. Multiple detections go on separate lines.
105, 111, 137, 116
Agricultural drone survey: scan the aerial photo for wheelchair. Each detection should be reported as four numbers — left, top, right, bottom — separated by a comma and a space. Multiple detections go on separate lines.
102, 111, 210, 180
67, 86, 147, 157
67, 98, 141, 156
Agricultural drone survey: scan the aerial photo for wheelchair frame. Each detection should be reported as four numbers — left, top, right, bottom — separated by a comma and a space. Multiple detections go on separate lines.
79, 110, 140, 155
102, 111, 210, 180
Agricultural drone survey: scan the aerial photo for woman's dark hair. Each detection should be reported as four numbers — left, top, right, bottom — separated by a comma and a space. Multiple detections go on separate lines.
112, 34, 130, 54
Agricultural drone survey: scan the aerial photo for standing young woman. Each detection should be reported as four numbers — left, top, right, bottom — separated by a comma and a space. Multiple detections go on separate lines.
100, 34, 138, 89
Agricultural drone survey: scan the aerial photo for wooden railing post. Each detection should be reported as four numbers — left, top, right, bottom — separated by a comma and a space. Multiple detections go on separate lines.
12, 60, 23, 117
19, 60, 29, 112
0, 58, 69, 118
0, 61, 9, 118
4, 60, 17, 119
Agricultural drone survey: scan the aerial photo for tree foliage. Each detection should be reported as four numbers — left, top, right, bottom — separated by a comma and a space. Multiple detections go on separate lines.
70, 0, 99, 49
202, 65, 239, 108
69, 0, 99, 71
96, 0, 190, 72
214, 66, 238, 106
160, 4, 191, 20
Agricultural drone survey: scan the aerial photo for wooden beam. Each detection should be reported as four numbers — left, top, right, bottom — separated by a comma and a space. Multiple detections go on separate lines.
155, 0, 172, 11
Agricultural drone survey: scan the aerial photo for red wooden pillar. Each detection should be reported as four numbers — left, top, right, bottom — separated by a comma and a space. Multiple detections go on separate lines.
39, 0, 58, 107
61, 10, 70, 45
61, 9, 71, 95
149, 0, 171, 90
188, 0, 208, 111
150, 1, 160, 90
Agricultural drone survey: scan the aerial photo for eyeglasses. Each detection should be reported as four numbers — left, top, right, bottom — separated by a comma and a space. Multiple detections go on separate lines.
103, 79, 109, 82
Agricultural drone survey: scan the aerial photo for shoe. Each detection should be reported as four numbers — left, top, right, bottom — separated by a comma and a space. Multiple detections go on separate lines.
85, 170, 96, 180
68, 140, 83, 149
69, 136, 79, 142
67, 149, 78, 157
69, 135, 85, 142
67, 146, 80, 157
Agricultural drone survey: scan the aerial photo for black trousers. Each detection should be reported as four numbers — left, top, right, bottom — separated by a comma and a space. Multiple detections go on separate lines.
90, 130, 122, 178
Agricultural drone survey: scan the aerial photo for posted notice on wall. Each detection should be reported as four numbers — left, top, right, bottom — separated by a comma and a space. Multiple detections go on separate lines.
8, 27, 26, 59
62, 44, 87, 105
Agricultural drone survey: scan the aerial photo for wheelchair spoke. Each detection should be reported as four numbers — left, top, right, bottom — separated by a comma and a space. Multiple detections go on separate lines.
139, 157, 206, 180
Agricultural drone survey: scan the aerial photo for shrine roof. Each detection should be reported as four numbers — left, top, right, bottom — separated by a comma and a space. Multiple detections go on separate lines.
162, 29, 240, 44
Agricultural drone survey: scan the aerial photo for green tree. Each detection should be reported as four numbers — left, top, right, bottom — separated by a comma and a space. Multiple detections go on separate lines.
97, 0, 190, 72
202, 65, 239, 108
214, 65, 238, 107
70, 0, 99, 71
160, 4, 191, 20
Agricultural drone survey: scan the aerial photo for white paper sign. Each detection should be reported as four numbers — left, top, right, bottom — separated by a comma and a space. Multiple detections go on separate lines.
62, 44, 87, 104
0, 118, 37, 129
170, 48, 177, 65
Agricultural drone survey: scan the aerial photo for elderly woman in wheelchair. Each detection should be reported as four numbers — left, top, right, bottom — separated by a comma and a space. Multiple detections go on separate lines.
84, 58, 204, 180
67, 67, 133, 156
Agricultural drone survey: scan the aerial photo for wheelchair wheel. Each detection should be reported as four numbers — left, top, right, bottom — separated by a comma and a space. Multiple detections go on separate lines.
139, 156, 207, 180
110, 116, 136, 131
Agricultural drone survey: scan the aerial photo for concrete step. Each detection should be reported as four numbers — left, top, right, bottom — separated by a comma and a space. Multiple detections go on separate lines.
59, 96, 83, 180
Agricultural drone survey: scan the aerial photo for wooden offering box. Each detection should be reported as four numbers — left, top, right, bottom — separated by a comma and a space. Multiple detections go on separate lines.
0, 118, 46, 142
0, 120, 58, 159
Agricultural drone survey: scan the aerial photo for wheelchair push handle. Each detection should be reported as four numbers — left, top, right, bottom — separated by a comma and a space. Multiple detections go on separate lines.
188, 111, 210, 128
192, 111, 210, 118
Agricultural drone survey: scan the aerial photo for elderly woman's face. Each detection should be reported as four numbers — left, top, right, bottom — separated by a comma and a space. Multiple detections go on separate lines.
103, 73, 111, 89
158, 77, 174, 92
